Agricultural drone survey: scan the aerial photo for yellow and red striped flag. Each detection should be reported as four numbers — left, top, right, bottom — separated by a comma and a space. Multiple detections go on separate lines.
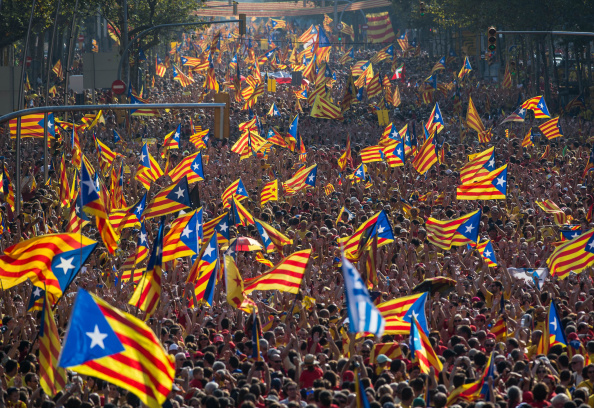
222, 178, 248, 208
52, 60, 64, 80
502, 62, 512, 89
129, 221, 164, 318
360, 145, 384, 163
522, 95, 551, 118
254, 218, 292, 254
460, 147, 495, 183
310, 95, 344, 121
412, 134, 438, 174
539, 117, 563, 140
536, 199, 568, 226
446, 353, 495, 405
370, 343, 402, 364
187, 234, 219, 306
0, 234, 97, 296
456, 164, 508, 200
136, 143, 164, 190
168, 152, 204, 184
143, 177, 191, 220
244, 249, 312, 294
426, 209, 481, 250
547, 228, 594, 279
39, 292, 67, 397
466, 96, 486, 135
172, 64, 194, 87
324, 183, 335, 196
59, 153, 70, 207
410, 316, 442, 379
491, 316, 507, 341
224, 255, 244, 308
60, 288, 175, 408
261, 179, 279, 206
522, 128, 534, 147
366, 73, 382, 98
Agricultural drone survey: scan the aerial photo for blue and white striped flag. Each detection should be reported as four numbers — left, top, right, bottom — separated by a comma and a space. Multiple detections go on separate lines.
342, 254, 385, 337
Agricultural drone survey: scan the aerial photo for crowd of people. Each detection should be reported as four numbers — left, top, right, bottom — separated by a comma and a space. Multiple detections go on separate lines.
2, 15, 594, 408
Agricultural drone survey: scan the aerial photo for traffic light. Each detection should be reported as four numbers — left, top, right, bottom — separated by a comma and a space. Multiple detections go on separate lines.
232, 1, 238, 15
420, 1, 426, 15
239, 13, 246, 35
488, 26, 497, 52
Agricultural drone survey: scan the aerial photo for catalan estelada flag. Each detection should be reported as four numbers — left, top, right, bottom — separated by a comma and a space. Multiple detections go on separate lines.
426, 209, 481, 250
39, 291, 67, 397
161, 124, 181, 157
539, 117, 563, 140
409, 316, 442, 378
136, 143, 164, 190
447, 352, 495, 404
547, 228, 594, 279
244, 249, 312, 294
162, 208, 203, 262
203, 212, 230, 244
188, 234, 219, 306
221, 178, 248, 208
129, 219, 165, 317
260, 179, 279, 206
377, 292, 429, 334
425, 102, 445, 135
456, 164, 507, 200
338, 210, 394, 261
27, 286, 46, 312
460, 146, 496, 183
143, 176, 192, 220
522, 95, 550, 118
0, 234, 96, 297
172, 64, 194, 87
168, 152, 204, 184
9, 113, 56, 138
60, 288, 175, 408
283, 163, 317, 193
80, 158, 119, 254
230, 196, 255, 227
474, 238, 498, 267
121, 223, 149, 272
458, 57, 472, 80
254, 218, 292, 254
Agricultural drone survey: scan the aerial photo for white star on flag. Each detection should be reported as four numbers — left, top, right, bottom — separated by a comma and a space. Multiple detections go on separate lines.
86, 325, 108, 349
55, 257, 75, 275
174, 187, 185, 199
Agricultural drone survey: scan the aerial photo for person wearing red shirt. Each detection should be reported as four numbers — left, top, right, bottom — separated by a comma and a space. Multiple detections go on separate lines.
299, 354, 323, 389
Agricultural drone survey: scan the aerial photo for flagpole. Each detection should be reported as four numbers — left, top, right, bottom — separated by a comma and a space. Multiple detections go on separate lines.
43, 0, 61, 185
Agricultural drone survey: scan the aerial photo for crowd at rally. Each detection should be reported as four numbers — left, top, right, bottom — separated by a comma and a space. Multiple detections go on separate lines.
3, 14, 594, 408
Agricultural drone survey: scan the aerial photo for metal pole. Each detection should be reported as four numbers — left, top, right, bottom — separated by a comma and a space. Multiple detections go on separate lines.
44, 0, 61, 184
63, 0, 79, 124
0, 103, 227, 124
16, 0, 37, 216
497, 30, 594, 37
122, 0, 128, 83
219, 106, 224, 139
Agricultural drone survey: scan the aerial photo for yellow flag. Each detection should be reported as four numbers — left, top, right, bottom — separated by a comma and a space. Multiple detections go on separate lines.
224, 255, 244, 308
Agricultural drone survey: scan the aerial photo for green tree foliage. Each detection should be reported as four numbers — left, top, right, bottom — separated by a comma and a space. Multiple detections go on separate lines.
0, 0, 202, 51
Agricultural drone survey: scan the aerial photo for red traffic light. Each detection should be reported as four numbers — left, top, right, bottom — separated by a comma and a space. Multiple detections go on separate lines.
488, 26, 497, 36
